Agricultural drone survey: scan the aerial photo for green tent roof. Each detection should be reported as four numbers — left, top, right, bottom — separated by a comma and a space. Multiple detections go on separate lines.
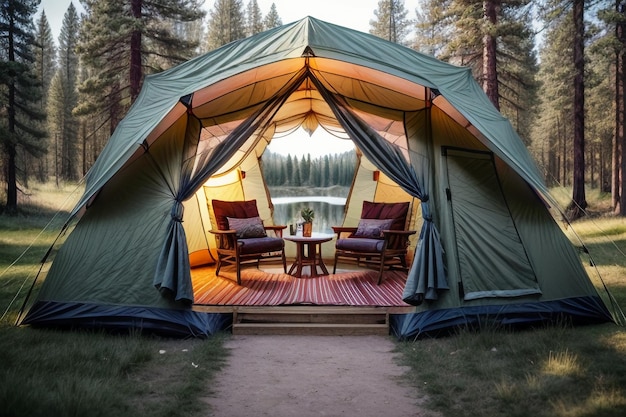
74, 16, 548, 217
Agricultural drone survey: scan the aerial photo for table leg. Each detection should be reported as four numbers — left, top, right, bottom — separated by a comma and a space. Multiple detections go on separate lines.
287, 239, 330, 278
316, 242, 329, 275
288, 242, 304, 278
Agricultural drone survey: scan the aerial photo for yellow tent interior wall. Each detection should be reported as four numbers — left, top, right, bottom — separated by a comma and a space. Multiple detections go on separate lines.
184, 146, 420, 267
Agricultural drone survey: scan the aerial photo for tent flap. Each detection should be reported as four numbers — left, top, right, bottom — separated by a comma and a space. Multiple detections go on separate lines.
444, 148, 541, 301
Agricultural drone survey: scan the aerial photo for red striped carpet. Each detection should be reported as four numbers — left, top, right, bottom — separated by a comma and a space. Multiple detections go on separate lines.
192, 266, 410, 307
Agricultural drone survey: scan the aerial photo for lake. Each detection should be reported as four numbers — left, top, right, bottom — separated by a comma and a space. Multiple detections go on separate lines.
272, 196, 347, 234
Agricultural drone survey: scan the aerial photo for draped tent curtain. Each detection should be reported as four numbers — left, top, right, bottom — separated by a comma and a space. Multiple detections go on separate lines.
153, 69, 310, 303
310, 75, 448, 305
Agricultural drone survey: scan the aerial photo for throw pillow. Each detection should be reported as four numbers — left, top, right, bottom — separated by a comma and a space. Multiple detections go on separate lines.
353, 218, 394, 239
227, 216, 267, 239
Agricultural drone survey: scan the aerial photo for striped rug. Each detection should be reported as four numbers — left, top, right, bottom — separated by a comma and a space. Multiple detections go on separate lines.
192, 266, 410, 307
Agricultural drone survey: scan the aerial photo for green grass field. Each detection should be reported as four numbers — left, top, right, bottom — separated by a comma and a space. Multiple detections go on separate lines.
1, 183, 626, 417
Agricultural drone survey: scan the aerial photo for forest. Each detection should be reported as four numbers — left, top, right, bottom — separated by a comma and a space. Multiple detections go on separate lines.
262, 151, 357, 188
0, 0, 625, 219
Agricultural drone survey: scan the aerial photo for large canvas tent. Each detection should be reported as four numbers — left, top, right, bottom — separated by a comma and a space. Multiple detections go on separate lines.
20, 17, 614, 338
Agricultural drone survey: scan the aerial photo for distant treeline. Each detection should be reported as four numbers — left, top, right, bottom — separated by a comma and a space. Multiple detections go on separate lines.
262, 150, 357, 187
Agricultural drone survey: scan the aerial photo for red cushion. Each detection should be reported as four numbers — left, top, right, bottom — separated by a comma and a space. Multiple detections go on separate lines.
212, 199, 260, 230
360, 201, 409, 231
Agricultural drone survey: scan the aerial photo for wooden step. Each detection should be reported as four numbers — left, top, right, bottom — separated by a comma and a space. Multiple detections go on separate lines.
232, 306, 390, 336
233, 322, 389, 336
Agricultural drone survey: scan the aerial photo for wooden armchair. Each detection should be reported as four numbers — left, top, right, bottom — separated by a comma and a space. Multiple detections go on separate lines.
210, 199, 286, 285
332, 201, 416, 284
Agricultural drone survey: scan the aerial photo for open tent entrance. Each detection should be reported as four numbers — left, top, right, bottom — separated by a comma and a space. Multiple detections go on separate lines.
185, 120, 422, 307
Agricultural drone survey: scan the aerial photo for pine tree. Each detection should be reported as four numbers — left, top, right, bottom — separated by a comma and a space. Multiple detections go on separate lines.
531, 10, 575, 188
584, 47, 613, 191
285, 154, 293, 184
538, 0, 587, 218
76, 0, 204, 142
611, 1, 626, 213
569, 0, 587, 218
263, 3, 282, 29
414, 0, 452, 55
597, 1, 626, 213
47, 71, 64, 186
369, 0, 412, 45
292, 156, 301, 185
165, 9, 207, 55
0, 0, 47, 212
32, 9, 56, 182
322, 155, 331, 187
57, 3, 80, 182
483, 0, 499, 108
419, 1, 537, 140
496, 6, 539, 143
300, 154, 310, 186
206, 0, 246, 50
246, 0, 264, 36
441, 1, 535, 111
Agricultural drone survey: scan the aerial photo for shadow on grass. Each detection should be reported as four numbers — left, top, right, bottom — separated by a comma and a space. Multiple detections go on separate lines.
0, 206, 72, 231
578, 238, 626, 310
397, 322, 626, 417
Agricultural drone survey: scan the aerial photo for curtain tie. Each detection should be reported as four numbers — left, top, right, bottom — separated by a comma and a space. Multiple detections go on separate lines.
171, 201, 184, 222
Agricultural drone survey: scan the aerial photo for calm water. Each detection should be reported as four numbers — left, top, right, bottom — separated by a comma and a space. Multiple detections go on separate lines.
272, 196, 347, 234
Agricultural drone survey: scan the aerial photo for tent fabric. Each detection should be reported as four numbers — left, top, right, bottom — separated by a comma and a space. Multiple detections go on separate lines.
444, 148, 540, 300
20, 17, 615, 337
22, 301, 229, 338
391, 295, 613, 340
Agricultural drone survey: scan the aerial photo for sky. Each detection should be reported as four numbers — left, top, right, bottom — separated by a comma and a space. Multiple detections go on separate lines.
36, 0, 421, 157
39, 0, 422, 39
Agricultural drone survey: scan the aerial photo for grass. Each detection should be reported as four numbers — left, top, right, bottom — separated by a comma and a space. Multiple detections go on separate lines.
0, 182, 230, 417
0, 327, 228, 417
397, 322, 626, 417
2, 183, 626, 417
396, 187, 626, 417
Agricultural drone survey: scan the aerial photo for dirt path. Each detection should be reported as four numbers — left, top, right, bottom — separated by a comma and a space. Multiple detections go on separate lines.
204, 335, 428, 417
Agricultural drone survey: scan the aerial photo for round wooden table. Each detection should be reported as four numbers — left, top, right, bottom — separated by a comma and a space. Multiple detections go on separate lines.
283, 233, 333, 278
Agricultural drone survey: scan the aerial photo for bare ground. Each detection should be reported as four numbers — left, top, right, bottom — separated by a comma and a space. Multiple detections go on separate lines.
203, 335, 431, 417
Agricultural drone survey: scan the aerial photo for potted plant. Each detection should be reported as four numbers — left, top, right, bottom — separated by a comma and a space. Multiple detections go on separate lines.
300, 207, 314, 237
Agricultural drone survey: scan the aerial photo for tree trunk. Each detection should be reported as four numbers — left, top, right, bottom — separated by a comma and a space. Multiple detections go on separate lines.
483, 0, 500, 110
568, 0, 587, 219
589, 142, 595, 187
617, 2, 626, 215
613, 39, 622, 212
129, 0, 142, 103
5, 14, 17, 213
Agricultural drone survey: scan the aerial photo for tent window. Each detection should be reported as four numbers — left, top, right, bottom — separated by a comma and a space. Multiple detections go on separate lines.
444, 147, 541, 300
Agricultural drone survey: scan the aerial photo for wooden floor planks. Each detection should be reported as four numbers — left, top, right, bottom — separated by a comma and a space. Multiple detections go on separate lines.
191, 265, 410, 307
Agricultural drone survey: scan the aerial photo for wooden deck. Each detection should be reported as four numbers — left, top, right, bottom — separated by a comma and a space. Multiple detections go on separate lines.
191, 263, 414, 309
191, 263, 415, 335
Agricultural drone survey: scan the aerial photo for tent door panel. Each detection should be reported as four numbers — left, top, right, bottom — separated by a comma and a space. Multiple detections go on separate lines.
444, 147, 540, 301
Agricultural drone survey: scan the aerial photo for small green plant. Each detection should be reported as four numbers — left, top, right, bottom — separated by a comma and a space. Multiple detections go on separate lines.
300, 207, 314, 223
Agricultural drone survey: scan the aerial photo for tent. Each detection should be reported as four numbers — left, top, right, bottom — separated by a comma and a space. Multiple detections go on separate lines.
20, 17, 614, 338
